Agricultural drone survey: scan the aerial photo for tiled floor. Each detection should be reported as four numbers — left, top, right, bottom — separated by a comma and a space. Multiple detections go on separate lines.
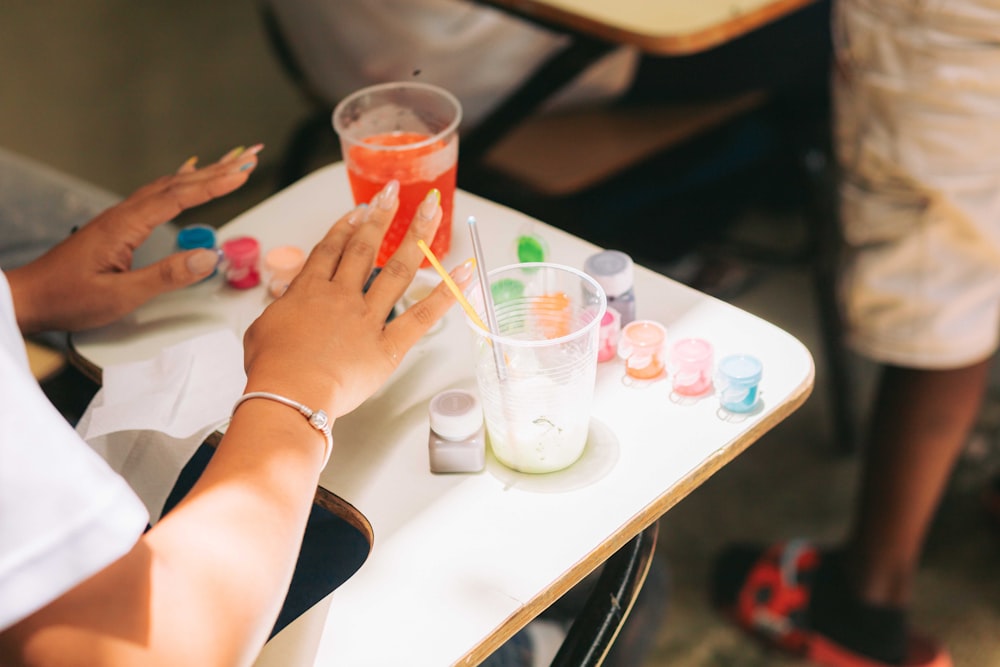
3, 3, 997, 665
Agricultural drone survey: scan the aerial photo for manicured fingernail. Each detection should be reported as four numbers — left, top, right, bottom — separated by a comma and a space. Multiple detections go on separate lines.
347, 203, 368, 225
239, 161, 254, 172
243, 143, 264, 156
375, 179, 399, 210
222, 145, 245, 161
450, 258, 475, 285
177, 156, 198, 172
186, 248, 219, 274
417, 189, 441, 222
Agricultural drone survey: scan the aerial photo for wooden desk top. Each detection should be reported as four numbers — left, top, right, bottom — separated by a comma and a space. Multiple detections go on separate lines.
71, 163, 813, 666
482, 0, 818, 54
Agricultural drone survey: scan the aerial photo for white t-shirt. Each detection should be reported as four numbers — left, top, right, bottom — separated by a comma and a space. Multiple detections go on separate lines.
0, 271, 148, 631
266, 0, 638, 130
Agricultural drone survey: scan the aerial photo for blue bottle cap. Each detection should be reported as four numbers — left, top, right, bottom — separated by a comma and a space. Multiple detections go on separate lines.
717, 354, 763, 386
177, 224, 217, 250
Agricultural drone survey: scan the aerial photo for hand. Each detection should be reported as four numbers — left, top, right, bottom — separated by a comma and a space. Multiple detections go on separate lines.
242, 182, 474, 420
7, 145, 262, 333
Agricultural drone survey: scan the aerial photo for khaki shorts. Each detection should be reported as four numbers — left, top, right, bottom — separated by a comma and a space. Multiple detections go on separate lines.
834, 0, 1000, 368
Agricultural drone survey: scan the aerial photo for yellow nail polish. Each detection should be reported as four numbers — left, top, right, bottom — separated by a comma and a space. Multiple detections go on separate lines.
418, 188, 441, 220
222, 145, 245, 161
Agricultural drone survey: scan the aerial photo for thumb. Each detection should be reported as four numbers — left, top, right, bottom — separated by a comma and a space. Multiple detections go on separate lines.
124, 248, 220, 300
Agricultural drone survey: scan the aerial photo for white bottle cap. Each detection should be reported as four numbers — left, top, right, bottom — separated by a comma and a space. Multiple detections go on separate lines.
584, 250, 634, 298
429, 390, 483, 440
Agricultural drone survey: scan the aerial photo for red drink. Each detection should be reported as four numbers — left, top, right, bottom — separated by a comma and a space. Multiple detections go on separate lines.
346, 131, 456, 267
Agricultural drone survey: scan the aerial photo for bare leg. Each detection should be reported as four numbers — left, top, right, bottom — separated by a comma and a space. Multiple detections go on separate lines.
846, 360, 992, 607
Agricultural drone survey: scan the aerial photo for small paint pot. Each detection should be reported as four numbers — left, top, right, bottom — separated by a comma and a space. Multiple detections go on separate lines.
716, 354, 763, 413
597, 308, 621, 363
669, 338, 714, 396
177, 224, 219, 281
264, 244, 306, 297
428, 389, 486, 474
619, 320, 666, 380
221, 236, 261, 289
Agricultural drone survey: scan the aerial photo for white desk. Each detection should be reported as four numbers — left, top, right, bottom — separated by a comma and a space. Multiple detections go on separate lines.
71, 163, 813, 666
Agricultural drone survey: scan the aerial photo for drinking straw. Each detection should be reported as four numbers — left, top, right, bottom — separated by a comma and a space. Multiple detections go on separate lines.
467, 216, 508, 381
415, 240, 487, 332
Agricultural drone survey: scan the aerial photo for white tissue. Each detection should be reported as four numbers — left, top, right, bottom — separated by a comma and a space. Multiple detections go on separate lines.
77, 329, 246, 523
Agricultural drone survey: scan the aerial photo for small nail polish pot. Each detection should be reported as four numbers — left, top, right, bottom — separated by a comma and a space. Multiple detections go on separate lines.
584, 250, 636, 326
428, 389, 486, 474
620, 319, 667, 380
264, 244, 306, 297
716, 354, 763, 413
177, 224, 219, 280
597, 308, 621, 363
221, 236, 261, 289
669, 337, 714, 396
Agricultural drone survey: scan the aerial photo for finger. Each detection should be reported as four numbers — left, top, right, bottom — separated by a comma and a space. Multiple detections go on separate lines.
176, 156, 198, 174
118, 155, 260, 232
385, 257, 475, 351
296, 204, 369, 281
130, 144, 262, 201
364, 188, 442, 316
335, 179, 399, 291
111, 248, 220, 310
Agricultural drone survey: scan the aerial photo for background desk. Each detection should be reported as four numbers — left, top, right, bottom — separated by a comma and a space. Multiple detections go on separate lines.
71, 163, 813, 666
480, 0, 818, 55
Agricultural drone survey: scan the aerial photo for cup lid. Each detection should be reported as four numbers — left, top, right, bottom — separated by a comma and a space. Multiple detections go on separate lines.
429, 390, 482, 439
717, 354, 763, 384
177, 224, 216, 250
584, 250, 634, 297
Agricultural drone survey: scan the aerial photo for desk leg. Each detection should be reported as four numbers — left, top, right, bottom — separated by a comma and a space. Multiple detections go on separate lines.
550, 523, 659, 667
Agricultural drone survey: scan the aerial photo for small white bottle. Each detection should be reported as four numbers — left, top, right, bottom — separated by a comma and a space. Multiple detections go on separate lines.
428, 390, 486, 473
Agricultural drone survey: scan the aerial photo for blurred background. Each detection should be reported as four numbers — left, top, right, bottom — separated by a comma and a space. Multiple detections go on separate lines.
3, 2, 997, 665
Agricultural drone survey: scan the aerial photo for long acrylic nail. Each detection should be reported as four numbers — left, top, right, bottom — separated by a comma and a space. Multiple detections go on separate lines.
221, 145, 245, 161
375, 179, 400, 210
186, 248, 220, 274
450, 258, 476, 285
418, 189, 441, 219
177, 156, 198, 173
243, 143, 265, 157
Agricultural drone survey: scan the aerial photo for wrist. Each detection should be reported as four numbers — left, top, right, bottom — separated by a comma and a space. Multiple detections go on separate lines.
232, 391, 334, 466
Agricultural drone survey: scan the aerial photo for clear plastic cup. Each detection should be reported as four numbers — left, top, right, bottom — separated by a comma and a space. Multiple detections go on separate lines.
333, 81, 461, 267
464, 263, 606, 474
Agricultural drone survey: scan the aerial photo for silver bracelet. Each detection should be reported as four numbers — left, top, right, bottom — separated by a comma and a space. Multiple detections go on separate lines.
232, 391, 333, 466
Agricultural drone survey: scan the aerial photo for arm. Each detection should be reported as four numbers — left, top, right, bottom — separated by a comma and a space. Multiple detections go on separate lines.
0, 183, 471, 666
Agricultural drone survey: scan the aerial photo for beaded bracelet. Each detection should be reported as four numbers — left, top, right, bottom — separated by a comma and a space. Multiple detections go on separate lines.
232, 391, 333, 465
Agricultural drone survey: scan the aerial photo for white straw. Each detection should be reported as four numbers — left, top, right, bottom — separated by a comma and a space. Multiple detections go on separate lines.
468, 216, 507, 381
